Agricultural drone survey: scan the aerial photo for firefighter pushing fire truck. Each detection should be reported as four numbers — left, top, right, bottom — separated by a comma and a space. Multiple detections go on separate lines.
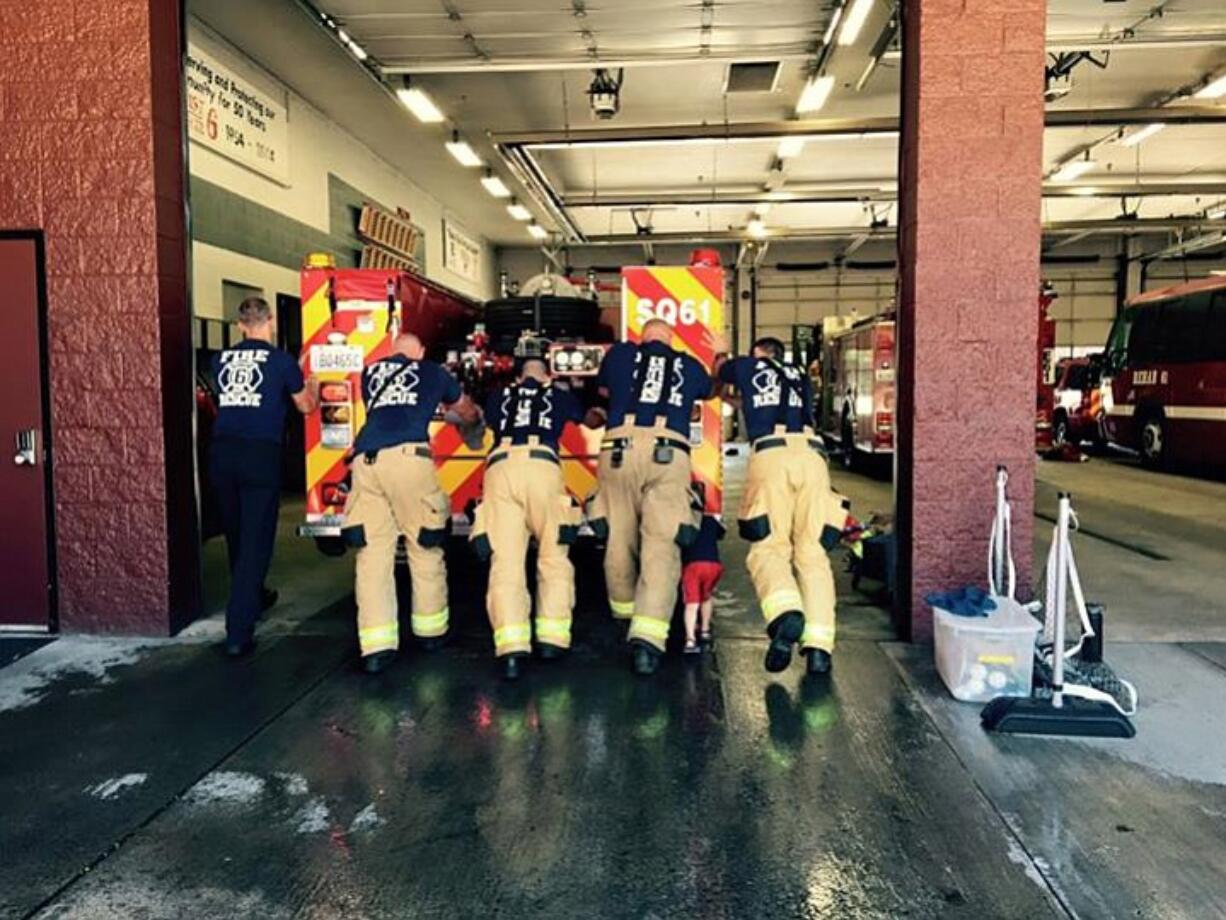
297, 251, 725, 548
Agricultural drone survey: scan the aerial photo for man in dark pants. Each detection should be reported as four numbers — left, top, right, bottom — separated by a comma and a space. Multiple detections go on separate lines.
209, 297, 318, 657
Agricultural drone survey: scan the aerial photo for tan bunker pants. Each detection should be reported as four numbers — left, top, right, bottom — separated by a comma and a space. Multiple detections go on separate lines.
472, 444, 578, 657
738, 431, 842, 653
590, 425, 698, 652
343, 445, 451, 656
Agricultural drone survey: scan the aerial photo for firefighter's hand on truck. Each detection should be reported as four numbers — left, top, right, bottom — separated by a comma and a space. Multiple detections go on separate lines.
293, 376, 321, 415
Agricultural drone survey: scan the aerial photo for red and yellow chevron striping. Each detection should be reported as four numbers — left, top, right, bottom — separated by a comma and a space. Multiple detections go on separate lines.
621, 265, 725, 514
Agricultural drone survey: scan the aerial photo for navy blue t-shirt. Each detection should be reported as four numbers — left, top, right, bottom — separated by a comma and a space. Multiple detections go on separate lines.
484, 379, 584, 452
211, 340, 305, 444
353, 355, 461, 453
597, 340, 713, 438
682, 515, 725, 565
719, 356, 814, 441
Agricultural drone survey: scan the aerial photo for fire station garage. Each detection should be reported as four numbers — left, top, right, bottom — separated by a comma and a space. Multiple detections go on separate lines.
2, 1, 1226, 917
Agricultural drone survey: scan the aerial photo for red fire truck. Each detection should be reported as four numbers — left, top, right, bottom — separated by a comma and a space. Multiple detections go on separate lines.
1101, 275, 1226, 468
822, 315, 895, 467
1035, 283, 1058, 450
297, 251, 727, 548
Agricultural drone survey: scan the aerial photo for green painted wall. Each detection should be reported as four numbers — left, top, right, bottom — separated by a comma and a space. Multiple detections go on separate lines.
188, 173, 426, 270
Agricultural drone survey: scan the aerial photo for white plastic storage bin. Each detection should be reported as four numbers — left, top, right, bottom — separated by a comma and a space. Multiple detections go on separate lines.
933, 598, 1040, 703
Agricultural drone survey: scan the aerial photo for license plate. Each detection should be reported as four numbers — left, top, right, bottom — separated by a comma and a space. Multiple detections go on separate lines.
310, 344, 365, 374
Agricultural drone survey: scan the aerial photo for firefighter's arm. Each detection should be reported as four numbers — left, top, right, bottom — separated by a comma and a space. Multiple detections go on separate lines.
702, 329, 731, 397
444, 393, 485, 451
443, 392, 480, 426
292, 376, 321, 414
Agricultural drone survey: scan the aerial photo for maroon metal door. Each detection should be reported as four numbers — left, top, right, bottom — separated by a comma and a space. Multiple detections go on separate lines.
0, 233, 53, 629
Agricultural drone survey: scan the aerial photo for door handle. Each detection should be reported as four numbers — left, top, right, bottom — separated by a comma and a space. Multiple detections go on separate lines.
14, 428, 37, 466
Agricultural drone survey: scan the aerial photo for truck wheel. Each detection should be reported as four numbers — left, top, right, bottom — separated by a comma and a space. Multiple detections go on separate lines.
314, 536, 346, 557
1139, 411, 1167, 469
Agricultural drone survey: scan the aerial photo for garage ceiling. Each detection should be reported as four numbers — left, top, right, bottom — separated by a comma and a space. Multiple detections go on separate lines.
211, 0, 1226, 249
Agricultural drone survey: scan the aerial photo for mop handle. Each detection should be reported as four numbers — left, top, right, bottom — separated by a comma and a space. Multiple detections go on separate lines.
1053, 493, 1071, 708
989, 466, 1015, 599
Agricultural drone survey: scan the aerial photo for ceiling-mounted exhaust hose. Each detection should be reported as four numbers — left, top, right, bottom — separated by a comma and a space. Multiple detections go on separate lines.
327, 274, 338, 326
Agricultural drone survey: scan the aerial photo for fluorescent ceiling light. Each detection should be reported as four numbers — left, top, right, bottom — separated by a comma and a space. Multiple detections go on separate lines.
1208, 206, 1226, 220
747, 218, 768, 238
481, 173, 511, 198
396, 86, 444, 123
796, 75, 835, 114
1195, 73, 1226, 99
1119, 122, 1164, 147
838, 0, 874, 46
1050, 157, 1096, 182
446, 136, 482, 168
337, 29, 350, 43
507, 202, 532, 221
776, 136, 805, 159
528, 223, 548, 240
822, 5, 844, 45
349, 42, 368, 61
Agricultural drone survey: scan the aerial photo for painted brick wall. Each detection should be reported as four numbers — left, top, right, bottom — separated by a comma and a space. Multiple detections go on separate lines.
0, 1, 197, 632
896, 0, 1046, 640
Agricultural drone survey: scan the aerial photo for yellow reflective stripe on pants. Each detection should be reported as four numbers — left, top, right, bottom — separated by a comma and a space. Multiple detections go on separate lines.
411, 609, 449, 637
761, 590, 803, 622
629, 614, 669, 651
359, 623, 399, 655
802, 622, 835, 651
535, 617, 572, 647
493, 623, 532, 655
609, 598, 635, 620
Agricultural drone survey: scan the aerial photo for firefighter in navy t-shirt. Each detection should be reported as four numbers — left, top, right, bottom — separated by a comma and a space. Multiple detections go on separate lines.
718, 336, 848, 676
210, 297, 319, 657
343, 332, 475, 674
472, 358, 591, 681
589, 318, 721, 676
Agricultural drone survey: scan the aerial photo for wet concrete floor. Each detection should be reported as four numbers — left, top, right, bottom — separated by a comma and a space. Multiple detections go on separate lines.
3, 458, 1225, 918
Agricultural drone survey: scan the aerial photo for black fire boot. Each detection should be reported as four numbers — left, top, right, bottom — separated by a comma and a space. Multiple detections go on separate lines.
764, 612, 805, 673
805, 648, 832, 676
501, 653, 527, 681
631, 641, 661, 676
538, 643, 567, 662
362, 649, 396, 674
418, 633, 449, 652
225, 639, 256, 659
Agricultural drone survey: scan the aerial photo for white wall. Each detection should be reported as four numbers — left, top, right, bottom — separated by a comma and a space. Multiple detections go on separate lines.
188, 18, 497, 323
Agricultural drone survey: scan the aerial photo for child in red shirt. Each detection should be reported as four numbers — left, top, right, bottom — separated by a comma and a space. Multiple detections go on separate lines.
681, 513, 725, 654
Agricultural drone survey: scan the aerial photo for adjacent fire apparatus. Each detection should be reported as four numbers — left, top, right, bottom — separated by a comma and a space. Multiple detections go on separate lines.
821, 315, 896, 467
1101, 275, 1226, 467
1035, 282, 1058, 451
297, 251, 726, 548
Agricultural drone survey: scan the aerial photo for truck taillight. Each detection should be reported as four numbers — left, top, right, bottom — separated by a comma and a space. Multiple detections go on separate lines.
875, 412, 893, 432
321, 482, 348, 507
320, 381, 350, 403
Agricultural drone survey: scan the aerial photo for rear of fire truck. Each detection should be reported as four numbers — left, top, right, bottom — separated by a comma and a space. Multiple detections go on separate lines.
297, 250, 726, 551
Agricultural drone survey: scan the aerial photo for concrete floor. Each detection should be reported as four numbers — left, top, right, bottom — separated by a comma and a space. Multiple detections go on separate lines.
2, 454, 1225, 919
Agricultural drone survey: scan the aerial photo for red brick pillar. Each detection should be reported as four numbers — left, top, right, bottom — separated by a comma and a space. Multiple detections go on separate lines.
895, 0, 1045, 640
0, 2, 200, 633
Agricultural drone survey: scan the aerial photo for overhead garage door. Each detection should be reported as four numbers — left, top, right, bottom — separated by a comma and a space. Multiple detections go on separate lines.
754, 261, 896, 347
